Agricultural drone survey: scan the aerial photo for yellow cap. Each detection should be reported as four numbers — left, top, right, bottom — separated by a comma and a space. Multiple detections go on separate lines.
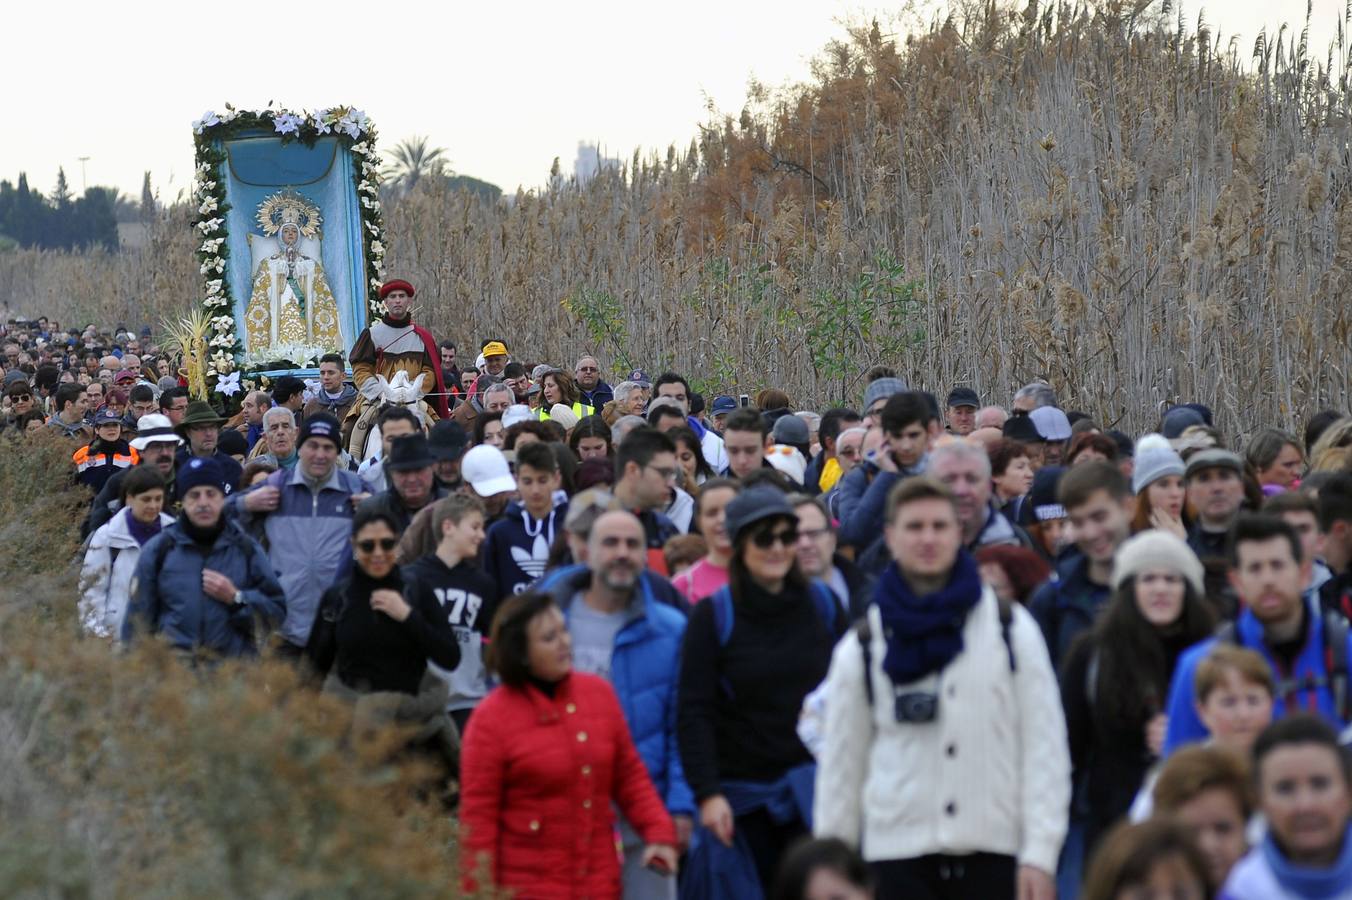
482, 341, 509, 358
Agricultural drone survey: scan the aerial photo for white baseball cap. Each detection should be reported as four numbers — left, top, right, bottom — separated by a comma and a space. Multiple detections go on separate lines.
462, 445, 517, 496
766, 444, 807, 485
1029, 406, 1072, 442
501, 404, 533, 429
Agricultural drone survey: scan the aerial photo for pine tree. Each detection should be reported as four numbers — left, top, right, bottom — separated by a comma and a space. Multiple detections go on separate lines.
140, 171, 156, 223
53, 167, 72, 206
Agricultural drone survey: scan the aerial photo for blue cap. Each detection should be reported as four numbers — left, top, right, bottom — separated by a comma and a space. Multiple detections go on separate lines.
93, 407, 123, 426
627, 369, 652, 387
711, 396, 737, 415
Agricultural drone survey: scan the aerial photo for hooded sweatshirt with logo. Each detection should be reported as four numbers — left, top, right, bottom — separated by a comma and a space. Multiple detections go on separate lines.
402, 553, 500, 712
481, 499, 569, 597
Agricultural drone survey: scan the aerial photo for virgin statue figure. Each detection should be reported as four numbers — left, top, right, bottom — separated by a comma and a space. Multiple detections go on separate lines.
244, 191, 342, 356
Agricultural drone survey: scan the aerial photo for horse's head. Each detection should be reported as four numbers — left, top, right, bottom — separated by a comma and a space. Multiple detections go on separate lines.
382, 370, 427, 408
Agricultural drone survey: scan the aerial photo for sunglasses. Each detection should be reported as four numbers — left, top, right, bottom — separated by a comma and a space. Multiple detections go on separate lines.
751, 527, 798, 549
10, 394, 31, 402
355, 537, 398, 553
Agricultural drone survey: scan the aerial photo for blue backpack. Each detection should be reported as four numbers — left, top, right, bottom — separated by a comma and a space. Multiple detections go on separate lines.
708, 581, 842, 700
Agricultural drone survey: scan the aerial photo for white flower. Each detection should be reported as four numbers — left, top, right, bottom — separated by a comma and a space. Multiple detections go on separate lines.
365, 220, 379, 235
199, 238, 225, 254
370, 277, 383, 290
198, 197, 218, 215
313, 108, 334, 133
219, 108, 238, 123
192, 111, 221, 134
199, 258, 224, 275
370, 241, 384, 256
338, 108, 368, 138
197, 217, 224, 235
215, 371, 242, 396
195, 180, 217, 196
351, 141, 370, 156
273, 112, 303, 135
203, 294, 229, 309
211, 315, 234, 331
205, 279, 224, 295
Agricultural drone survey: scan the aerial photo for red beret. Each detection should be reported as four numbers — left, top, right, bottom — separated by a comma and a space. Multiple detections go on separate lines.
379, 279, 416, 300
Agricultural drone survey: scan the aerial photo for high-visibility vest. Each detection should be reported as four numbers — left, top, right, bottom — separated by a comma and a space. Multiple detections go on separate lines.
536, 401, 593, 421
72, 445, 139, 474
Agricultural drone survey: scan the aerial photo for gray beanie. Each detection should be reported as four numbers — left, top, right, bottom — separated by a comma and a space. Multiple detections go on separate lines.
863, 377, 907, 412
1112, 529, 1205, 598
1132, 433, 1186, 494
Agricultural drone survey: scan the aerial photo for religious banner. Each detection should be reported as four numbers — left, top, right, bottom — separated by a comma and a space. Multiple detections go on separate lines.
189, 105, 386, 401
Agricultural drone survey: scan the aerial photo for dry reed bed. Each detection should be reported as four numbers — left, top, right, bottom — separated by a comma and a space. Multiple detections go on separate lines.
2, 2, 1350, 441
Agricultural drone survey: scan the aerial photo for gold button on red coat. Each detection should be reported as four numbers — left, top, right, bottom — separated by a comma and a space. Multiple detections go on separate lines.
566, 703, 577, 714
577, 731, 588, 742
582, 799, 592, 809
581, 765, 592, 776
529, 820, 540, 832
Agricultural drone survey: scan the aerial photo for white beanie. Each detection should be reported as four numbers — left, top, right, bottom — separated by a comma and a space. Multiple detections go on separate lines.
1111, 530, 1205, 597
1132, 433, 1186, 494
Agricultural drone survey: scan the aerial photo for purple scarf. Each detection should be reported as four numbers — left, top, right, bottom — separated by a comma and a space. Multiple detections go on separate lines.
125, 510, 163, 546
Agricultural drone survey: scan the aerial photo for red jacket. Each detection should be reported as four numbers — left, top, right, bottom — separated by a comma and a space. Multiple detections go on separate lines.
460, 672, 676, 899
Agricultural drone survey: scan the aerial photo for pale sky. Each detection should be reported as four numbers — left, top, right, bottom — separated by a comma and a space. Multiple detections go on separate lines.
4, 0, 1342, 200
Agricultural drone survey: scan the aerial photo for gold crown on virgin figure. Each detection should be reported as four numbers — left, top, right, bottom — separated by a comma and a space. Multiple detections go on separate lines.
257, 189, 322, 239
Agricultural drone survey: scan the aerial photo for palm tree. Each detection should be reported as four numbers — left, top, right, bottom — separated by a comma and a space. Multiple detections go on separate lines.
382, 136, 450, 194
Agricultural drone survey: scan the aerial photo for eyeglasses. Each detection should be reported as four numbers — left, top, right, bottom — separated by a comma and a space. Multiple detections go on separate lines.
751, 528, 799, 549
646, 464, 679, 482
355, 538, 398, 553
10, 394, 31, 402
798, 526, 832, 541
577, 366, 598, 373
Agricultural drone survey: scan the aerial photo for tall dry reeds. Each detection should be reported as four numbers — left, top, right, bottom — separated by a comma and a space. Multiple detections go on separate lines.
3, 1, 1350, 440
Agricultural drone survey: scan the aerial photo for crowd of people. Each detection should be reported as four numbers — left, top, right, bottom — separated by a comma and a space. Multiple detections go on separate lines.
4, 283, 1352, 900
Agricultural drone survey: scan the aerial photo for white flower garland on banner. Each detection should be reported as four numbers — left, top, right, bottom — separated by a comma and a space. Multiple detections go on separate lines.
191, 104, 386, 402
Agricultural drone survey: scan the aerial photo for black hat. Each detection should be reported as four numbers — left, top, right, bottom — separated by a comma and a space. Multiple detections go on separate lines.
385, 433, 436, 472
1106, 429, 1133, 458
1002, 412, 1041, 443
427, 420, 469, 462
298, 412, 342, 450
1021, 466, 1067, 526
217, 429, 248, 458
946, 387, 980, 409
723, 487, 795, 545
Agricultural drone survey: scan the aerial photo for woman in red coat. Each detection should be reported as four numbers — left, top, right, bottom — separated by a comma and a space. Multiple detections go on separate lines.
460, 591, 678, 899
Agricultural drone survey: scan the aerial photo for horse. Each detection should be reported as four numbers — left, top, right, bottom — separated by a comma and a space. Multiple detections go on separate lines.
346, 370, 433, 461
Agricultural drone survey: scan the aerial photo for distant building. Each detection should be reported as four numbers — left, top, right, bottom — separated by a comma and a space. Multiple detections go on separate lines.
574, 142, 621, 184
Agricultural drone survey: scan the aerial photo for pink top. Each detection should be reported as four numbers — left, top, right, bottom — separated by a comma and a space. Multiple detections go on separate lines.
671, 558, 729, 603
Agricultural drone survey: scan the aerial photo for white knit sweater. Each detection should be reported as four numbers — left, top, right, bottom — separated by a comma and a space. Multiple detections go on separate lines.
813, 586, 1071, 874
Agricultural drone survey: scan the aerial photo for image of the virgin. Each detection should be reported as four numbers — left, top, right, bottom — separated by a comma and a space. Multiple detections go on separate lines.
243, 192, 342, 353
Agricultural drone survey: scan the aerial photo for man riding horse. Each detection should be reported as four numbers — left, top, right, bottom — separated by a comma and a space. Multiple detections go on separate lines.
345, 279, 449, 453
